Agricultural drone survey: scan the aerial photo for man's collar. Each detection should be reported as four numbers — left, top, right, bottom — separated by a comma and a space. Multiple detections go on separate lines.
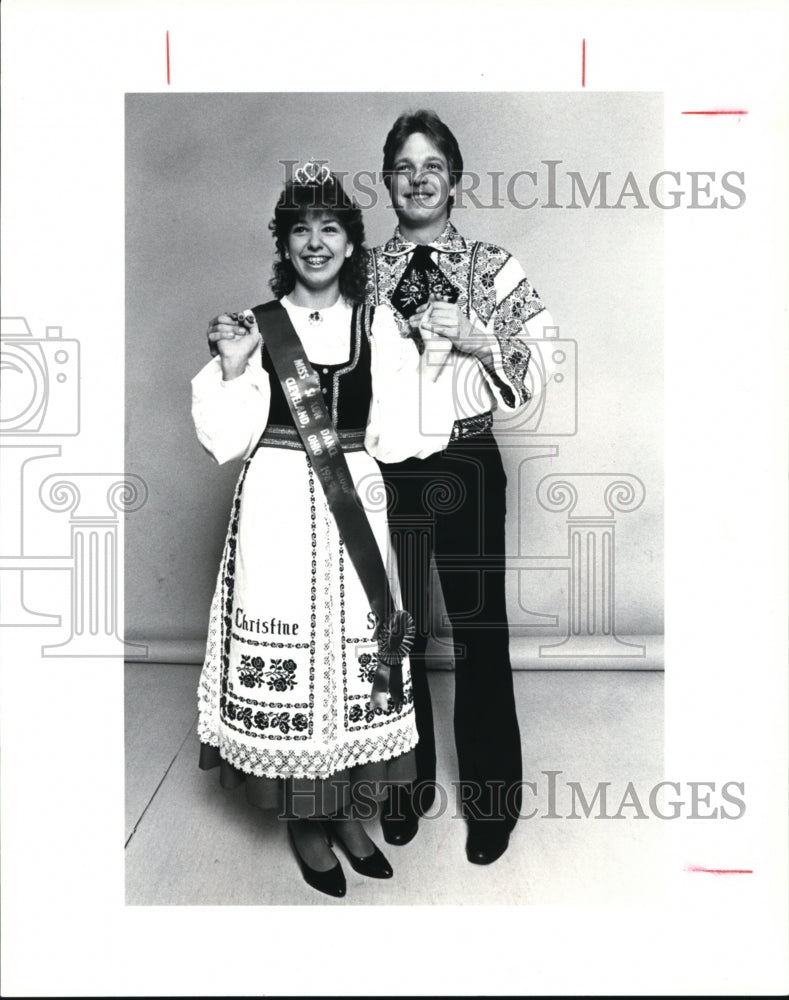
382, 220, 467, 256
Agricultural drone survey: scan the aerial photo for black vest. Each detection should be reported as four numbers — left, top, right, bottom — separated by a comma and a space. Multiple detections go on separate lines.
255, 300, 374, 432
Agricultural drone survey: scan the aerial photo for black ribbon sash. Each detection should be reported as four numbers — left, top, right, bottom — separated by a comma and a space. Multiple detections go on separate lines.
253, 302, 412, 702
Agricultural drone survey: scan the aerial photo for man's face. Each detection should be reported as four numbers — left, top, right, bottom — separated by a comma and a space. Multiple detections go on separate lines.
389, 132, 454, 231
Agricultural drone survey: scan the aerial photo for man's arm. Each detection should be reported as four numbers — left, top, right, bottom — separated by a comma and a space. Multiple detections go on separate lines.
417, 253, 554, 411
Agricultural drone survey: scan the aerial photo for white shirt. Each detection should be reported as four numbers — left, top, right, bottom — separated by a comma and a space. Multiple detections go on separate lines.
367, 222, 558, 455
191, 298, 449, 465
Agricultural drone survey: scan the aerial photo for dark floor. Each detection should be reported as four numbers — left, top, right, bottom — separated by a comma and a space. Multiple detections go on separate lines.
125, 663, 664, 905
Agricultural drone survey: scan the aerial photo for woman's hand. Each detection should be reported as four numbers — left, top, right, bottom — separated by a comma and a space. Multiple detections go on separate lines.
370, 689, 390, 712
208, 310, 262, 380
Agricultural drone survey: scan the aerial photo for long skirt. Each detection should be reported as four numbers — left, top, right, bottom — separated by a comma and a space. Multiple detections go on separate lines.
197, 438, 418, 817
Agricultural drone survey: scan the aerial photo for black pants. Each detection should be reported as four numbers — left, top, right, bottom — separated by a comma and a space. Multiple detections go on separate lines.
380, 429, 522, 832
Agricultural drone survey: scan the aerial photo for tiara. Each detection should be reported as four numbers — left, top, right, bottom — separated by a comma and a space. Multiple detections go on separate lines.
294, 159, 331, 185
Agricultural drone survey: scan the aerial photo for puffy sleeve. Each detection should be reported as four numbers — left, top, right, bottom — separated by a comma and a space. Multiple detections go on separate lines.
366, 303, 453, 462
191, 351, 271, 464
472, 254, 555, 413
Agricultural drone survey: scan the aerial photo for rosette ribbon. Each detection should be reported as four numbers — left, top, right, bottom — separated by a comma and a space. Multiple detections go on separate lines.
372, 608, 415, 704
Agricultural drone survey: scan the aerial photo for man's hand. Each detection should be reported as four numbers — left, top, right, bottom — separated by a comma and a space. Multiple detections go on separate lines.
415, 295, 495, 362
407, 302, 431, 338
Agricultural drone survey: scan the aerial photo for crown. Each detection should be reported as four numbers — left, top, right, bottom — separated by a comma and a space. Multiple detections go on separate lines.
294, 159, 331, 185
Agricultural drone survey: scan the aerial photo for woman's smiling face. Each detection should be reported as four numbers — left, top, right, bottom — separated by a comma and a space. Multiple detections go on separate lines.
389, 132, 454, 231
287, 210, 353, 294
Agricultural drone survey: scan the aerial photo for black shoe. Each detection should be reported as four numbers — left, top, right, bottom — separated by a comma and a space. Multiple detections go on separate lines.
381, 787, 420, 846
465, 825, 510, 866
381, 812, 419, 846
287, 823, 346, 898
327, 824, 393, 879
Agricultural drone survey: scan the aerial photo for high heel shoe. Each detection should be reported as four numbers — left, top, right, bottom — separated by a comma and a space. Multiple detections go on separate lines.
287, 823, 346, 898
325, 821, 393, 879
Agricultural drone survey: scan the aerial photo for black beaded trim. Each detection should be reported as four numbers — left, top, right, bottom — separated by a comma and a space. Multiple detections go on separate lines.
254, 424, 366, 453
449, 412, 493, 441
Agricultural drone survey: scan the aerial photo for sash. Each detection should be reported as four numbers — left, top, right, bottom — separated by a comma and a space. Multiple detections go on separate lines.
252, 301, 413, 702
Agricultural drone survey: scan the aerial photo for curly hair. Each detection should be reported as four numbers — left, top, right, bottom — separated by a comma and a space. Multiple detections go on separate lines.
268, 173, 368, 303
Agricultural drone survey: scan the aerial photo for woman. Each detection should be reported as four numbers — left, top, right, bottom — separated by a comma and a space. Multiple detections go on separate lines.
192, 166, 425, 899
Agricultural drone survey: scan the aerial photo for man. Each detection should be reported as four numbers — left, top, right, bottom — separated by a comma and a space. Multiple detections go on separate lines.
367, 109, 555, 865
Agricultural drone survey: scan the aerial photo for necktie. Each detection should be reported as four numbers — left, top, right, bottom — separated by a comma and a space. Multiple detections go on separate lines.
390, 244, 459, 319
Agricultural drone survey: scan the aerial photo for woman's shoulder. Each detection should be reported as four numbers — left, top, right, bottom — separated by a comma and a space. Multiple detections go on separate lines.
250, 298, 283, 315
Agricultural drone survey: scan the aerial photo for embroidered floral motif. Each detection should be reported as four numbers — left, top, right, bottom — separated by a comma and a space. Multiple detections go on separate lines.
237, 654, 265, 687
238, 654, 298, 691
495, 276, 545, 333
396, 275, 428, 310
348, 687, 415, 726
370, 230, 513, 332
493, 277, 544, 406
370, 231, 544, 410
222, 695, 309, 737
390, 246, 460, 318
469, 243, 512, 324
366, 252, 409, 321
357, 652, 377, 684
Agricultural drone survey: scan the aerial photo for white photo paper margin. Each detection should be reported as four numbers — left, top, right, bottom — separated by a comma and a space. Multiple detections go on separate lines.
1, 0, 787, 996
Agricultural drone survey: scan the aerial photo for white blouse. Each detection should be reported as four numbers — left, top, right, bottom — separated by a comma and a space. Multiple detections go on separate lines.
191, 298, 449, 465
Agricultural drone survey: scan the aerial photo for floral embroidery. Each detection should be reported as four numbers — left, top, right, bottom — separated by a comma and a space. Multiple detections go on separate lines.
348, 687, 415, 726
357, 652, 377, 684
390, 248, 460, 318
366, 252, 409, 328
493, 277, 544, 406
370, 229, 547, 412
495, 276, 545, 333
468, 243, 511, 324
221, 694, 309, 737
370, 229, 509, 331
397, 275, 427, 310
238, 654, 298, 691
267, 659, 298, 692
